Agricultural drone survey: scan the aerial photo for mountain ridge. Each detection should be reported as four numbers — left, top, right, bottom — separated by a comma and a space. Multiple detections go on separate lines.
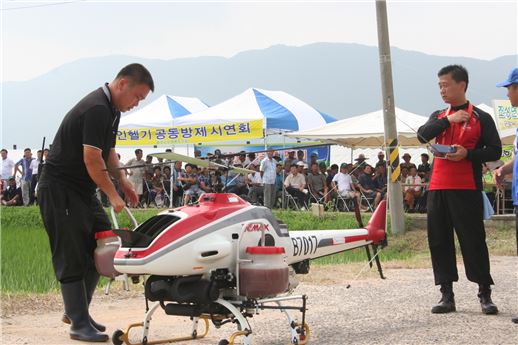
2, 43, 515, 148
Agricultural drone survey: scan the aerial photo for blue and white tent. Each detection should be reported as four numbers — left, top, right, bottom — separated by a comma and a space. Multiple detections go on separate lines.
173, 88, 336, 134
119, 95, 209, 129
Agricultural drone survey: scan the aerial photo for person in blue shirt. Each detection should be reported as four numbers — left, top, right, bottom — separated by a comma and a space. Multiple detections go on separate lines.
14, 148, 34, 205
493, 67, 518, 324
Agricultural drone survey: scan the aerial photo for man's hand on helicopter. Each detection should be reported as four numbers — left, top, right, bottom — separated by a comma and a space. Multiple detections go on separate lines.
108, 193, 126, 213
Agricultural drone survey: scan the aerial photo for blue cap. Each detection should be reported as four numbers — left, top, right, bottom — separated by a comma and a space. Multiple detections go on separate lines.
496, 67, 518, 87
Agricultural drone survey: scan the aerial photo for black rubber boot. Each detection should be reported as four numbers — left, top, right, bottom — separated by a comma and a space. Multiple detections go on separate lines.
62, 269, 106, 332
478, 285, 498, 315
431, 282, 456, 314
61, 280, 108, 342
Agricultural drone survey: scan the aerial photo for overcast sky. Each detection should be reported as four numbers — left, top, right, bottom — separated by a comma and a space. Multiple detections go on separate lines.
1, 0, 517, 82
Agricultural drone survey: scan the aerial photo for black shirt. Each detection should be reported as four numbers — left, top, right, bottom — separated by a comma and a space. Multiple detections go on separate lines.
3, 186, 22, 205
42, 87, 120, 196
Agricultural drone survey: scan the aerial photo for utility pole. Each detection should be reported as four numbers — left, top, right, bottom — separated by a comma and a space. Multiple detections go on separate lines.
375, 0, 405, 234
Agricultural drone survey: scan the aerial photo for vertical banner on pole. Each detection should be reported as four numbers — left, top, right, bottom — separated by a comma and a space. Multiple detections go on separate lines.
388, 138, 400, 182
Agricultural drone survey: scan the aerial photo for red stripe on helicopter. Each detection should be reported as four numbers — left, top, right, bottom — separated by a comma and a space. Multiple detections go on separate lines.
345, 235, 368, 243
115, 193, 248, 260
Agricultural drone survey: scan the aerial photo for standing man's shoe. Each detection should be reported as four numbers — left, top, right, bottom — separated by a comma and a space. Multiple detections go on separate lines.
478, 285, 498, 315
61, 280, 108, 342
431, 282, 456, 314
512, 315, 518, 324
62, 268, 105, 332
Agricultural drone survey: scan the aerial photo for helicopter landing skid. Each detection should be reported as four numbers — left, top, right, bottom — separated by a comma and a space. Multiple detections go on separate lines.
112, 295, 309, 345
111, 301, 209, 345
222, 294, 310, 345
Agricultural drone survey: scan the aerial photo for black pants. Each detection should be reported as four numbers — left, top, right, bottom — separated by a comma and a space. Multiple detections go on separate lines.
29, 174, 38, 204
38, 181, 111, 283
427, 190, 494, 286
286, 187, 308, 206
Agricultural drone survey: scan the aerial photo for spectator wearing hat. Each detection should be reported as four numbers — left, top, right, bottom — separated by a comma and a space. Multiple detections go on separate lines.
1, 177, 22, 206
417, 153, 432, 182
400, 153, 417, 171
296, 161, 308, 183
493, 66, 518, 323
308, 152, 318, 167
318, 161, 327, 176
1, 149, 15, 191
284, 164, 308, 207
375, 151, 387, 168
354, 153, 368, 169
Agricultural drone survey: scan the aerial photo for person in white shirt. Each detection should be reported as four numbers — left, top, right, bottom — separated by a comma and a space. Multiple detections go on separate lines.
1, 149, 15, 191
125, 149, 146, 204
332, 164, 360, 200
404, 166, 422, 212
260, 151, 277, 208
246, 163, 263, 204
331, 163, 364, 226
284, 164, 308, 207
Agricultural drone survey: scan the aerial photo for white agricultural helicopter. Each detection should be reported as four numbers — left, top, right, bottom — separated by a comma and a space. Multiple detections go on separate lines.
106, 151, 387, 345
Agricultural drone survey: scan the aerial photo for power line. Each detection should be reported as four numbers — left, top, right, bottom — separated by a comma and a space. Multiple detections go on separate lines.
1, 1, 84, 12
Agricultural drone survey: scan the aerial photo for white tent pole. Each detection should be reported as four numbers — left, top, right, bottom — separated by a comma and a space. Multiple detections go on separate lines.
282, 133, 286, 209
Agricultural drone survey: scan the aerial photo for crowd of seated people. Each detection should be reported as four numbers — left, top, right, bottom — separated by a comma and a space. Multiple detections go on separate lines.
5, 145, 511, 217
115, 149, 396, 213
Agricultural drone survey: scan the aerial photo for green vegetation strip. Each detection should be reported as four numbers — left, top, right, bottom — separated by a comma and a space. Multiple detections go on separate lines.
1, 207, 514, 294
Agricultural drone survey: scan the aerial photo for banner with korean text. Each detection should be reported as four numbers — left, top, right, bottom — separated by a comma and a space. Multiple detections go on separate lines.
117, 119, 263, 146
493, 99, 518, 141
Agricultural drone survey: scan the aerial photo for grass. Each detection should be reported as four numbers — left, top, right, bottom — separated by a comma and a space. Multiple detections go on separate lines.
1, 206, 515, 294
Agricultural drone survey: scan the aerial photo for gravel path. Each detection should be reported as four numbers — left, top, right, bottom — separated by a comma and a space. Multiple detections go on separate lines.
2, 256, 517, 345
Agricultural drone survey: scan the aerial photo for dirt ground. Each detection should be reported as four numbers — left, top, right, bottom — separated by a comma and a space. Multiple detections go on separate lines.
2, 256, 517, 345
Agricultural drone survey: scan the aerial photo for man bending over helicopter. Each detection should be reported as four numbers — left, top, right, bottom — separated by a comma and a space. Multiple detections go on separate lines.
38, 64, 154, 342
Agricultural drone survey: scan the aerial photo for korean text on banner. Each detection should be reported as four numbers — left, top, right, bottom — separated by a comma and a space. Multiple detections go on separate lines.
116, 119, 263, 146
493, 99, 518, 134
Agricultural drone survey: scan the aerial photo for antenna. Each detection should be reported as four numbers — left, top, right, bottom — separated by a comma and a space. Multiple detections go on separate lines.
393, 115, 438, 154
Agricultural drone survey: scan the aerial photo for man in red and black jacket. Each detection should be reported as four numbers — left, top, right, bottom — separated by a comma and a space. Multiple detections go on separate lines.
417, 65, 502, 315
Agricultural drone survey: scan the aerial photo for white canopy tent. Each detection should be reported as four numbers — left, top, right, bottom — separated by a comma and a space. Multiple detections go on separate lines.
172, 88, 336, 133
286, 107, 428, 148
119, 95, 209, 128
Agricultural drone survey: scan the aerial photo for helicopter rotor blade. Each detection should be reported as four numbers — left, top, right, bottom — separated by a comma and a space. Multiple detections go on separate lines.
150, 152, 255, 174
